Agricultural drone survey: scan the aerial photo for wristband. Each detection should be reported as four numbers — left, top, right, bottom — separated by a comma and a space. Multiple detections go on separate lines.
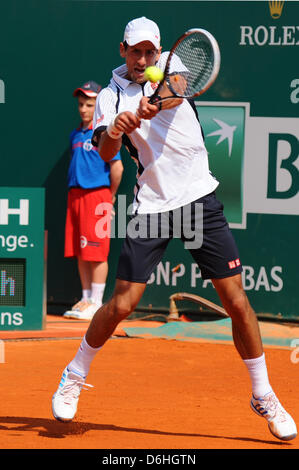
107, 120, 123, 139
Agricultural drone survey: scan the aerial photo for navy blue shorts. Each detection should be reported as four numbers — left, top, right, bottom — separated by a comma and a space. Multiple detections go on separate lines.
116, 192, 242, 282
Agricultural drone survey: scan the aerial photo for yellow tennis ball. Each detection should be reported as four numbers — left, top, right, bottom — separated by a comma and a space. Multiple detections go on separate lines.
144, 66, 164, 83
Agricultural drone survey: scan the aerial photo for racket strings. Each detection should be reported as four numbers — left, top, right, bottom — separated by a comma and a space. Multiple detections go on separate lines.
168, 33, 215, 97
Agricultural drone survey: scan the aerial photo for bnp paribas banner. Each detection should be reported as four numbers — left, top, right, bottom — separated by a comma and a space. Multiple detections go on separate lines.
197, 102, 299, 228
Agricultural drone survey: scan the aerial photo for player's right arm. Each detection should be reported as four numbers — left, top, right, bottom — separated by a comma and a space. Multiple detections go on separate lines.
92, 88, 141, 162
91, 88, 121, 162
97, 128, 122, 162
99, 111, 141, 162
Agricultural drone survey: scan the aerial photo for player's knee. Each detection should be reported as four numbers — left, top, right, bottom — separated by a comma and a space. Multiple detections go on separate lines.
113, 299, 134, 321
227, 291, 251, 321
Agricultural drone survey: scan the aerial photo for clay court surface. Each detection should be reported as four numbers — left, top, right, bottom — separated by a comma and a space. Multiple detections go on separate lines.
1, 315, 299, 453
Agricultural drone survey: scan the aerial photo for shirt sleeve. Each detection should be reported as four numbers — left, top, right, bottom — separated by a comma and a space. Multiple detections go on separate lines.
111, 150, 122, 161
92, 87, 117, 145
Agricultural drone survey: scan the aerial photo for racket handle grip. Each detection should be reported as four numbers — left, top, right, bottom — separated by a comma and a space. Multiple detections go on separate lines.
149, 95, 162, 110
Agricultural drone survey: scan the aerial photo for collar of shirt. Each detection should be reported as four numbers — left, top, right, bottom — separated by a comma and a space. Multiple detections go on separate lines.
76, 122, 93, 133
112, 64, 131, 91
111, 64, 156, 96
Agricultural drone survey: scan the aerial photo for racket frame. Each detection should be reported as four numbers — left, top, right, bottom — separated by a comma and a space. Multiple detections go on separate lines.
149, 28, 221, 104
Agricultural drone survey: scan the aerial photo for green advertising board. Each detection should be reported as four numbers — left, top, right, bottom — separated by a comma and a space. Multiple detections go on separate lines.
0, 1, 298, 321
0, 188, 46, 330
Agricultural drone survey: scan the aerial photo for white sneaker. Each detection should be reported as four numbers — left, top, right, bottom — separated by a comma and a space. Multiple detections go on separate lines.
251, 391, 297, 441
52, 367, 93, 422
63, 299, 89, 318
63, 298, 100, 320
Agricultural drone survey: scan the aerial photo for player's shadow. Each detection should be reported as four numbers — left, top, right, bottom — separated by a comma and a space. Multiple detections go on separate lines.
0, 416, 291, 447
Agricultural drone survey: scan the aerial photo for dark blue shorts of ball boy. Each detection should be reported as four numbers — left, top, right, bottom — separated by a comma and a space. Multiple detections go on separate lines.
116, 191, 243, 283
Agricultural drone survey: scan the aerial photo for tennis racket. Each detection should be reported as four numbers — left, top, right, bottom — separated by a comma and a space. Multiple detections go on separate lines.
149, 28, 221, 106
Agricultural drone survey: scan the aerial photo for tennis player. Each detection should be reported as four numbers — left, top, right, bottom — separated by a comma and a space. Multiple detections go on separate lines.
52, 17, 297, 441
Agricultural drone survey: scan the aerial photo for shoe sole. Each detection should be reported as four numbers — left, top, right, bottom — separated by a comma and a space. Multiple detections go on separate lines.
65, 315, 93, 320
268, 427, 297, 441
53, 415, 74, 422
63, 312, 80, 318
52, 410, 74, 422
250, 400, 297, 441
63, 311, 94, 320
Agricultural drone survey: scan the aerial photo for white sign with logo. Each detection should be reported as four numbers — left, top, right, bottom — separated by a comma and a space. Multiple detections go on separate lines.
244, 116, 299, 216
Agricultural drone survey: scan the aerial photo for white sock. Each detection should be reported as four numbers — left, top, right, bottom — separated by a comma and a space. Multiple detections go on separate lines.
82, 289, 91, 301
68, 336, 101, 378
91, 282, 105, 306
243, 353, 272, 398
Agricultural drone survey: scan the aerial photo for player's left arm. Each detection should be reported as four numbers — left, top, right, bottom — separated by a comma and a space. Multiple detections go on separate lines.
157, 79, 184, 109
138, 84, 183, 118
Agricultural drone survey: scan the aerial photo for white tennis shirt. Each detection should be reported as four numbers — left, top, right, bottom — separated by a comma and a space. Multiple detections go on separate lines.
93, 55, 218, 214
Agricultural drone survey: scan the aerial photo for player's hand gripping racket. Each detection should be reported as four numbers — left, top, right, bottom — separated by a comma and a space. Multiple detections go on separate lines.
149, 28, 221, 106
